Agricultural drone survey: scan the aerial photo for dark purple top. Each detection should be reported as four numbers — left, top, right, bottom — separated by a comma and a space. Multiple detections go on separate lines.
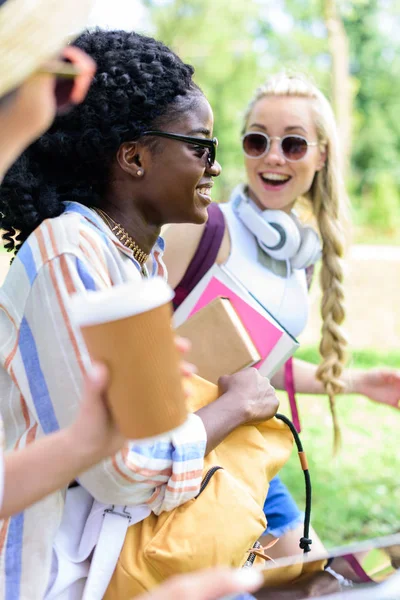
173, 203, 225, 310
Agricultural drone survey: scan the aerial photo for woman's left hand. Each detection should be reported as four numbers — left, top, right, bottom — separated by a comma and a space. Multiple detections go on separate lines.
352, 368, 400, 409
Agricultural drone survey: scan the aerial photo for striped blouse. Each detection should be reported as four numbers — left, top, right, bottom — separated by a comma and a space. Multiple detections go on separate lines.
0, 419, 3, 513
0, 202, 207, 600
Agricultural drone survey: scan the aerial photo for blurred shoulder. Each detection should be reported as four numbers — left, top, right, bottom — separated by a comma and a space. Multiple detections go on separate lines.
162, 221, 206, 289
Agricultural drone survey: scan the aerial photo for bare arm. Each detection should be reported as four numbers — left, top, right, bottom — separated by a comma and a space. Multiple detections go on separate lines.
197, 394, 247, 454
271, 358, 368, 394
4, 373, 275, 518
254, 571, 340, 599
163, 217, 232, 289
271, 358, 327, 395
271, 358, 400, 409
137, 567, 263, 600
2, 429, 100, 519
0, 76, 61, 181
197, 369, 279, 454
1, 364, 124, 519
163, 222, 207, 288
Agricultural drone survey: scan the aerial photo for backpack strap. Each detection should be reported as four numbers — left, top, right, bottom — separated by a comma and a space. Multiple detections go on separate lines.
173, 203, 226, 310
285, 359, 301, 433
83, 504, 151, 600
284, 264, 316, 433
83, 507, 132, 600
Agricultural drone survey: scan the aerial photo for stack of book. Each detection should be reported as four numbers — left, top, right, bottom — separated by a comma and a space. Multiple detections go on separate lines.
174, 264, 299, 383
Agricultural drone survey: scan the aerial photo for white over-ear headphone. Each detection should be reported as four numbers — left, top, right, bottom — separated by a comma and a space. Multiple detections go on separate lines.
236, 190, 322, 269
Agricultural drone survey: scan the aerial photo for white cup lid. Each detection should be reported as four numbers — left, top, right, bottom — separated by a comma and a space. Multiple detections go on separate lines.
69, 276, 175, 327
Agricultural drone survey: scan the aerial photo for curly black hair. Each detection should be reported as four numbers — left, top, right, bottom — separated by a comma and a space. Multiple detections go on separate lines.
0, 29, 201, 253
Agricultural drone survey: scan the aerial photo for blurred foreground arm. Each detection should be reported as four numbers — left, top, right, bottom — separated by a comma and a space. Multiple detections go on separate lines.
137, 568, 263, 600
1, 363, 124, 518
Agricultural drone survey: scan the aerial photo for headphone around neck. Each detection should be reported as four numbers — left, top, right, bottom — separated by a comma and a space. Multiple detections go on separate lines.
235, 189, 322, 270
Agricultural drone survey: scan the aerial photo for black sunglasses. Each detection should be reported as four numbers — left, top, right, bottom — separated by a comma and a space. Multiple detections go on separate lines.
141, 130, 218, 168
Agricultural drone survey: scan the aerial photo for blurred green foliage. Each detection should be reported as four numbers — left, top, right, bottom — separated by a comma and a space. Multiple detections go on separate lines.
140, 0, 400, 242
297, 345, 400, 368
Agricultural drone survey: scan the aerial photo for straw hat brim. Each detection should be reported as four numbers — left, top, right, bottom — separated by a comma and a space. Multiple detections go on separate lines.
0, 0, 94, 99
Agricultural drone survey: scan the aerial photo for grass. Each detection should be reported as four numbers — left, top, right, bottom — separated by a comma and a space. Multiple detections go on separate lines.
277, 346, 400, 549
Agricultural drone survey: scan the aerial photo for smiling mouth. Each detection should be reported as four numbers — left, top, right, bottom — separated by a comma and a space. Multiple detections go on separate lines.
259, 173, 291, 187
197, 186, 212, 197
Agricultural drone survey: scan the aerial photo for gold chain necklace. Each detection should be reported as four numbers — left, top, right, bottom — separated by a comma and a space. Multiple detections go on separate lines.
92, 207, 149, 266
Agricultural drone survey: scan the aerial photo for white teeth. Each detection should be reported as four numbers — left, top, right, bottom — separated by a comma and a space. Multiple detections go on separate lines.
261, 173, 290, 182
198, 187, 211, 196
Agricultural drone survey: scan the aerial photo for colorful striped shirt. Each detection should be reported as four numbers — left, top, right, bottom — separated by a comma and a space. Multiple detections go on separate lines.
0, 419, 3, 513
0, 202, 207, 600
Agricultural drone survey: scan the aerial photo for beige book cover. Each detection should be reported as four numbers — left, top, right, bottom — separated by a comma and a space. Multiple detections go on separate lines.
173, 264, 299, 380
176, 296, 261, 384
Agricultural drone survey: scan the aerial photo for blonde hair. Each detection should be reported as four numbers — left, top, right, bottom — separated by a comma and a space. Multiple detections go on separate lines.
244, 72, 350, 450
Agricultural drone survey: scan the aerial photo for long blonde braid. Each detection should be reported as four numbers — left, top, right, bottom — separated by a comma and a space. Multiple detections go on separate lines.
244, 72, 350, 449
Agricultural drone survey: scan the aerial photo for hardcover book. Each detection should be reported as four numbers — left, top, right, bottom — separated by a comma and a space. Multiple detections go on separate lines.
173, 264, 299, 379
176, 296, 261, 384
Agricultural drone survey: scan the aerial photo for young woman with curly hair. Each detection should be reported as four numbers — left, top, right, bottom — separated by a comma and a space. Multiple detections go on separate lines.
163, 72, 400, 561
0, 29, 281, 599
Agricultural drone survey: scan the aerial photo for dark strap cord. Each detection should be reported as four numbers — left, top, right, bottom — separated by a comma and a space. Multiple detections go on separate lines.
275, 412, 312, 554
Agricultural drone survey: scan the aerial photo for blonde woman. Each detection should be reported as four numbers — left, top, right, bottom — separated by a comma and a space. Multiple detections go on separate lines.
164, 72, 400, 560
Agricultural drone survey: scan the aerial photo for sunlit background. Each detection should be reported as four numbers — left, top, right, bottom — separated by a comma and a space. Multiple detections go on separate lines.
88, 0, 400, 244
81, 0, 400, 551
1, 0, 399, 549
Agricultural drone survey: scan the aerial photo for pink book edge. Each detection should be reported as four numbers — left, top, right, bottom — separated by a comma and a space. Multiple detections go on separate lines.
189, 277, 283, 369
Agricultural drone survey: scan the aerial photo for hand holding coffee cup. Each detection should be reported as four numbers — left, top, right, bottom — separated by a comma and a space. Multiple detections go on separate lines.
70, 277, 188, 440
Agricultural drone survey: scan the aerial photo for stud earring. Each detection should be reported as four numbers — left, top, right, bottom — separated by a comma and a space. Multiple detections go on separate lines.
137, 169, 144, 177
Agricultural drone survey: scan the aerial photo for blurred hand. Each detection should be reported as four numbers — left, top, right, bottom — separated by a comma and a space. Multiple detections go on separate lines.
0, 75, 57, 179
352, 368, 400, 410
0, 45, 95, 183
136, 567, 263, 600
218, 368, 279, 425
254, 570, 340, 599
69, 362, 125, 461
175, 336, 197, 394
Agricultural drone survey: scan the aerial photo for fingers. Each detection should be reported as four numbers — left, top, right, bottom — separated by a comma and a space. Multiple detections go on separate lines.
84, 362, 109, 397
61, 46, 96, 105
175, 335, 191, 354
180, 360, 197, 378
218, 373, 230, 388
139, 568, 263, 600
176, 335, 197, 381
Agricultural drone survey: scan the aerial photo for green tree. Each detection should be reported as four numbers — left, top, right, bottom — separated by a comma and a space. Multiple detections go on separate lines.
257, 0, 400, 237
344, 0, 400, 235
143, 0, 265, 200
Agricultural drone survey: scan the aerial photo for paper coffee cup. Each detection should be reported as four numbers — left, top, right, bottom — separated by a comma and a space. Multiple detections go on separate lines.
70, 277, 187, 440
